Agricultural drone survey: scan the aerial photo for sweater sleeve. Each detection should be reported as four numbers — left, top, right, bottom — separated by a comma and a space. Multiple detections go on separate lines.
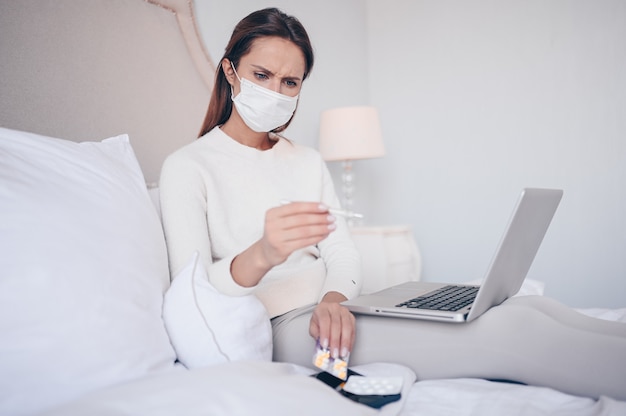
316, 158, 363, 301
159, 150, 254, 296
159, 151, 208, 278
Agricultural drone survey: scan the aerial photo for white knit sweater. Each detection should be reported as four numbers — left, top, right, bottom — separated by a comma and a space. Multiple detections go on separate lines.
159, 127, 362, 317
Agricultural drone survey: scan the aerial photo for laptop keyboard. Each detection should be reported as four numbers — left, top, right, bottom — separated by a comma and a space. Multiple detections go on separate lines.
396, 285, 479, 311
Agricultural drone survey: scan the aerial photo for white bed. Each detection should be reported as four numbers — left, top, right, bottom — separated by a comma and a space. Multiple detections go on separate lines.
1, 1, 625, 415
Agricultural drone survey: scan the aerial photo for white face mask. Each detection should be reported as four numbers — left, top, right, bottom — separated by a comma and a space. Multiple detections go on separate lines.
230, 63, 299, 133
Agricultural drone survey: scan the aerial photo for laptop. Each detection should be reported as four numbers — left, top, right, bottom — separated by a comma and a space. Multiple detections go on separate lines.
342, 188, 563, 323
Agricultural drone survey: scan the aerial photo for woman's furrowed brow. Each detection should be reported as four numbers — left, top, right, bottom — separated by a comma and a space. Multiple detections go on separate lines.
251, 64, 302, 81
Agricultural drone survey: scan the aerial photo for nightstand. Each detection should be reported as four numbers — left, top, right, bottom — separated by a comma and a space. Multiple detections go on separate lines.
350, 225, 421, 294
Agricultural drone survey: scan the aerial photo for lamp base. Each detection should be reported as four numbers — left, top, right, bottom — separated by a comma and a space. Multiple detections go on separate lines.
341, 160, 361, 227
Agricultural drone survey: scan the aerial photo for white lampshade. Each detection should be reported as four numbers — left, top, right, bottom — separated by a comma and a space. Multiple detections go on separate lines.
318, 106, 385, 161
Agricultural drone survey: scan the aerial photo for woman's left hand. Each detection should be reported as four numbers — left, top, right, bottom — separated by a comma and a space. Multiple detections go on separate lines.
309, 291, 355, 361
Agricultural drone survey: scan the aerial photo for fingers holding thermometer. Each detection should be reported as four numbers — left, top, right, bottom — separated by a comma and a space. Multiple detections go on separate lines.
232, 200, 345, 288
261, 200, 337, 266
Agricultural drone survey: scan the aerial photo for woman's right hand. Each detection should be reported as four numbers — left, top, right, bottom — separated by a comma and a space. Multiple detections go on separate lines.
261, 201, 336, 266
230, 201, 336, 287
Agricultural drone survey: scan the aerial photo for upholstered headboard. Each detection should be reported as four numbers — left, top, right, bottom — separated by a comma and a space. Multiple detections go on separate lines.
0, 0, 215, 183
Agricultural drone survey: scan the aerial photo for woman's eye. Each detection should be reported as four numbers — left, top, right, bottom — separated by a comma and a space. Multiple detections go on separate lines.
254, 73, 268, 80
285, 80, 298, 88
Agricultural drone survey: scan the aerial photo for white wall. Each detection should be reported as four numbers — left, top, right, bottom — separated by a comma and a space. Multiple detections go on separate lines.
366, 0, 626, 308
193, 1, 626, 308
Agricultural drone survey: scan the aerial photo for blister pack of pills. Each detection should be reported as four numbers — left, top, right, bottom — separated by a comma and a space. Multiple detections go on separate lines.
343, 376, 403, 396
311, 363, 404, 409
312, 339, 349, 380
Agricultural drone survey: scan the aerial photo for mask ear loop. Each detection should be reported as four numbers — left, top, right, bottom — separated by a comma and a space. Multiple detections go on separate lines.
228, 60, 242, 100
229, 61, 242, 83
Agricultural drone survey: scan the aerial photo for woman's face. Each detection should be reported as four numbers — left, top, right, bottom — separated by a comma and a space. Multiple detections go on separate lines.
226, 36, 306, 98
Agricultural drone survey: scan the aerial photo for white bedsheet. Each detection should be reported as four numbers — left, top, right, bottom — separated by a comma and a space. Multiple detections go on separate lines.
35, 361, 375, 416
36, 361, 416, 416
401, 378, 626, 416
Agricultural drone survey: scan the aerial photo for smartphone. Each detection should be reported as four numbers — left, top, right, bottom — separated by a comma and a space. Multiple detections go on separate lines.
311, 369, 402, 409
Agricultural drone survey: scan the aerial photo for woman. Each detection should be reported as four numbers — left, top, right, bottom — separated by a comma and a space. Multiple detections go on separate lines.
160, 7, 626, 400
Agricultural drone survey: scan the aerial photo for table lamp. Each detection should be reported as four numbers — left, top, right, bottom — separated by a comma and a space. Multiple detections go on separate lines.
318, 106, 385, 224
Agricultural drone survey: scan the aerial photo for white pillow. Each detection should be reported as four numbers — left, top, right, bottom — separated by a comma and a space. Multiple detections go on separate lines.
0, 128, 178, 416
163, 252, 273, 368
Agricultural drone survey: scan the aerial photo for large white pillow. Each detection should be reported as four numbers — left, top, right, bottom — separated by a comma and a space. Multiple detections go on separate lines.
0, 128, 178, 416
163, 252, 273, 368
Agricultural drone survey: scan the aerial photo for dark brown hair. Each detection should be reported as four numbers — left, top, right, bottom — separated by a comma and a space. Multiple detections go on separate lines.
198, 8, 314, 137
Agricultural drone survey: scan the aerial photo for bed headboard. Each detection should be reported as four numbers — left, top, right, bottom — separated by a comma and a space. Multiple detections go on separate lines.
0, 0, 215, 184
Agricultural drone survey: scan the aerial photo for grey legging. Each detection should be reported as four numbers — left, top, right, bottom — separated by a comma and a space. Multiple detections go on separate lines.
271, 295, 626, 400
